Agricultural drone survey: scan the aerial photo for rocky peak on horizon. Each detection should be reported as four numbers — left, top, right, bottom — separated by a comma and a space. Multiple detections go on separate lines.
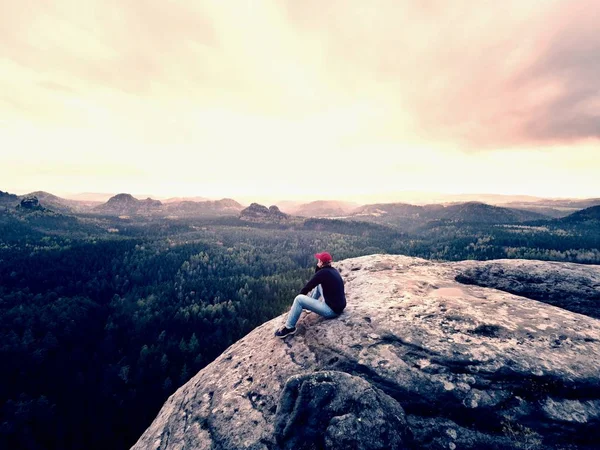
240, 203, 290, 223
18, 195, 45, 211
93, 193, 163, 215
23, 190, 80, 214
106, 193, 140, 204
133, 254, 600, 449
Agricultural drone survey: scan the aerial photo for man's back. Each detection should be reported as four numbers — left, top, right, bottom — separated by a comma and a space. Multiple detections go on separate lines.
301, 266, 346, 314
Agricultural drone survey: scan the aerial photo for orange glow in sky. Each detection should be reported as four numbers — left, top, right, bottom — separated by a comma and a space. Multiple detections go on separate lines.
1, 0, 599, 203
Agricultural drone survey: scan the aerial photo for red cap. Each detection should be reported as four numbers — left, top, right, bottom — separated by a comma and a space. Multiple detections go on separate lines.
314, 252, 332, 263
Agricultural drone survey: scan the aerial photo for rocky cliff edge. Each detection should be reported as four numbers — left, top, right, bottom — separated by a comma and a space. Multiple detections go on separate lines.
133, 255, 600, 449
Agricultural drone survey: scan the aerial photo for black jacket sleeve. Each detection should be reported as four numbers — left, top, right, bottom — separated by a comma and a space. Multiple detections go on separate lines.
300, 270, 324, 296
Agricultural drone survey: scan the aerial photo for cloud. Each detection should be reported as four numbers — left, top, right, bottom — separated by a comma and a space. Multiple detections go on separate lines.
518, 1, 600, 142
283, 0, 599, 148
0, 0, 597, 165
37, 81, 77, 93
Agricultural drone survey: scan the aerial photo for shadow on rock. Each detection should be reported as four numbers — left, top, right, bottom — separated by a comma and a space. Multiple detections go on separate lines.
275, 370, 413, 449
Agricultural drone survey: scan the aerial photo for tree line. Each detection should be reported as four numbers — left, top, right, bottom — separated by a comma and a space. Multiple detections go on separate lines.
1, 212, 598, 449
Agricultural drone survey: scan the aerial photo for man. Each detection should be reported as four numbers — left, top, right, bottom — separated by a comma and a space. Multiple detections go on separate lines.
275, 251, 346, 338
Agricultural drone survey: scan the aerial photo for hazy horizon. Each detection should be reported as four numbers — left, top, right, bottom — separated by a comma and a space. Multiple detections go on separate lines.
4, 185, 598, 208
2, 1, 599, 200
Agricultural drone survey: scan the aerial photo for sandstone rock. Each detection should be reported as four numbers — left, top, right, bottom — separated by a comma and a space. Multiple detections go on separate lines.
275, 371, 411, 449
455, 259, 600, 319
240, 203, 290, 223
18, 196, 43, 210
132, 255, 600, 449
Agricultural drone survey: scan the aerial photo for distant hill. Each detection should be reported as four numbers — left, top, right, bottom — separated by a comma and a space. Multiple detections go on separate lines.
289, 200, 359, 217
17, 196, 46, 212
2, 191, 73, 213
436, 193, 545, 204
164, 198, 243, 217
91, 194, 242, 217
240, 203, 290, 223
93, 194, 163, 216
163, 196, 211, 204
273, 200, 304, 213
500, 205, 571, 219
558, 205, 600, 224
0, 197, 105, 240
436, 202, 548, 223
0, 190, 19, 208
65, 192, 117, 202
353, 202, 436, 219
347, 201, 547, 228
499, 198, 600, 218
533, 198, 600, 209
25, 191, 79, 214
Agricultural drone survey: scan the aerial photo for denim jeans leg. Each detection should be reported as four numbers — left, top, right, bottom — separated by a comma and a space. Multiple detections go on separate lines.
285, 294, 338, 329
310, 284, 323, 300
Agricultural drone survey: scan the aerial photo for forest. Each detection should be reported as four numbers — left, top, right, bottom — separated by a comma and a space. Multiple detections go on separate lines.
1, 207, 599, 450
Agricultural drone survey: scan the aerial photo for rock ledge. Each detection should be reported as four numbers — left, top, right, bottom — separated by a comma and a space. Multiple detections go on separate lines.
133, 255, 600, 449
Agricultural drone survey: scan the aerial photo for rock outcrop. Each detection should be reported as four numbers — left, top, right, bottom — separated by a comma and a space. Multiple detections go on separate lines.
132, 255, 600, 450
24, 190, 87, 213
18, 196, 45, 211
455, 259, 600, 319
240, 203, 290, 223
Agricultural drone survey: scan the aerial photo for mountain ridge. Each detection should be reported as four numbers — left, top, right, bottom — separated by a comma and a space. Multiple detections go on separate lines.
91, 194, 243, 217
4, 188, 600, 224
347, 201, 547, 227
557, 204, 600, 223
283, 200, 359, 217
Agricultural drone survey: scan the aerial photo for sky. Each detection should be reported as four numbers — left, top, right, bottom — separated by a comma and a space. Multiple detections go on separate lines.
1, 0, 599, 203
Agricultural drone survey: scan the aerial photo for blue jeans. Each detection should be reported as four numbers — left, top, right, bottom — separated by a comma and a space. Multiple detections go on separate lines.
310, 285, 322, 300
285, 285, 338, 328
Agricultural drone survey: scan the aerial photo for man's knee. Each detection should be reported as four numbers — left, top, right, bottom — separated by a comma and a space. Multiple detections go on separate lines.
294, 294, 307, 305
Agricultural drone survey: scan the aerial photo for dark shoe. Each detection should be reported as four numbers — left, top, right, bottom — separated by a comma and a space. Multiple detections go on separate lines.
275, 326, 296, 339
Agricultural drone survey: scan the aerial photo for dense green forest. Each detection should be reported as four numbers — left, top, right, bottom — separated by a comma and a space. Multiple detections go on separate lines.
1, 208, 599, 450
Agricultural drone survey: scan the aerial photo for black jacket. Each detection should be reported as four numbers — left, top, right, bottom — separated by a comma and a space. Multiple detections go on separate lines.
300, 265, 346, 314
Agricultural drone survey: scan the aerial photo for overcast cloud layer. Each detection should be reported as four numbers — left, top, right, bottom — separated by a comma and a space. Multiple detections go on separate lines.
1, 1, 598, 200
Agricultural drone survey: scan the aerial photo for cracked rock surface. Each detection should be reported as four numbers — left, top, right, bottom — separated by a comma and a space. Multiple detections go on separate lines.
132, 255, 600, 450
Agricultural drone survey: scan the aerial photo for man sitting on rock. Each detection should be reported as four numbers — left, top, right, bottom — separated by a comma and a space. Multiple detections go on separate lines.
275, 252, 346, 338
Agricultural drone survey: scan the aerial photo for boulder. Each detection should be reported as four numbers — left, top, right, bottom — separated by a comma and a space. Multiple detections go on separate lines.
132, 255, 600, 449
275, 371, 411, 449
